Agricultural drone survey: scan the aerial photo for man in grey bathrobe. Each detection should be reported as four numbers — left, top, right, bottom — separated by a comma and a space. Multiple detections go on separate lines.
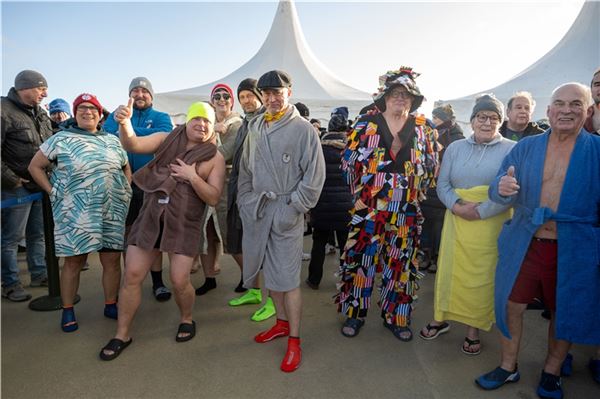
238, 70, 325, 373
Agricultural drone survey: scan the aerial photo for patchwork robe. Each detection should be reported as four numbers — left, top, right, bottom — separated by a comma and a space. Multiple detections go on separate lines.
490, 130, 600, 344
238, 105, 325, 291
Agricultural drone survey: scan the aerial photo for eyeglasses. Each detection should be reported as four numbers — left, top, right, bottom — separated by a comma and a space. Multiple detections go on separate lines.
388, 89, 412, 99
475, 114, 501, 124
77, 105, 99, 113
212, 93, 231, 101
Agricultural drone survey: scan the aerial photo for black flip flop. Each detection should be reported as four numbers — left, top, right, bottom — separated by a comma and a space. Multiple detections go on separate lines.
419, 322, 450, 340
175, 321, 196, 342
99, 338, 132, 361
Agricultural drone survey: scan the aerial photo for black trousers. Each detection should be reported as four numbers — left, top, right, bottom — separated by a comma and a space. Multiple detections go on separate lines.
307, 228, 349, 285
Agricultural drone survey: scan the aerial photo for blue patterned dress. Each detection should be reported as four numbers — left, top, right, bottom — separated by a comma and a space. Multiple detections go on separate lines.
40, 125, 132, 256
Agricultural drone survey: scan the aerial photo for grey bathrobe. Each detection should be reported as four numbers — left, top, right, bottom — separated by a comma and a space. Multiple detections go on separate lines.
238, 105, 325, 291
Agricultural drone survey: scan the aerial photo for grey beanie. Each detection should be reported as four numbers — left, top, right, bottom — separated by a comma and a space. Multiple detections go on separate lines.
14, 70, 48, 90
129, 77, 154, 98
470, 94, 504, 122
432, 104, 454, 122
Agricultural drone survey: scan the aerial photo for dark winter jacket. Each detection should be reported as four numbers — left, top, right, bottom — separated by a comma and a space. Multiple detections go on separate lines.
499, 120, 545, 141
310, 132, 353, 230
422, 120, 464, 209
1, 87, 53, 190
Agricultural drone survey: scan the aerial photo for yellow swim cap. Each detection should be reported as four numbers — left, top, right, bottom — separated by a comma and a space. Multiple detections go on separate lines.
186, 102, 215, 124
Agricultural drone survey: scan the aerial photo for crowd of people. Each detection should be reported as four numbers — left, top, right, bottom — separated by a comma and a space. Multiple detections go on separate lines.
1, 65, 599, 397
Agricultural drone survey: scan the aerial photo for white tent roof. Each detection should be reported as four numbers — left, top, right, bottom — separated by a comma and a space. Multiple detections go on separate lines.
437, 0, 599, 126
154, 0, 371, 117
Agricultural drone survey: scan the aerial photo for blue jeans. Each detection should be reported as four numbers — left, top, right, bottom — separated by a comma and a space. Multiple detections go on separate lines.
1, 186, 47, 288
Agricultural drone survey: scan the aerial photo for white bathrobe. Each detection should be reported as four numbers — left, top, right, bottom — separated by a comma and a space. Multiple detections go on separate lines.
238, 105, 325, 291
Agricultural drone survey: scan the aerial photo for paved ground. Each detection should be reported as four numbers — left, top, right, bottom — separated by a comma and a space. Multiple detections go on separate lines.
2, 238, 599, 399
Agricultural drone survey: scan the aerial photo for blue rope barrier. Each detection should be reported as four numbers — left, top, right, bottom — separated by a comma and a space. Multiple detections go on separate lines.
0, 192, 43, 209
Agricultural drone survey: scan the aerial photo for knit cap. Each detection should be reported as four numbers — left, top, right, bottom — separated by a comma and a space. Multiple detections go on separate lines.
470, 94, 504, 122
211, 83, 235, 110
432, 104, 454, 122
237, 78, 262, 104
129, 77, 154, 98
186, 102, 215, 124
48, 98, 72, 116
72, 93, 103, 115
14, 70, 48, 90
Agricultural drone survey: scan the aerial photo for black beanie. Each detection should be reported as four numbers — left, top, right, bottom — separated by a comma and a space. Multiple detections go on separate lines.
295, 102, 310, 118
237, 78, 262, 104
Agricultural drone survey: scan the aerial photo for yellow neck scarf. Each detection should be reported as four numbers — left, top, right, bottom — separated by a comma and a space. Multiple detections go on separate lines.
264, 109, 286, 122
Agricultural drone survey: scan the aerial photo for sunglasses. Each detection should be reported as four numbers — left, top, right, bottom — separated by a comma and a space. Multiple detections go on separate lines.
212, 93, 231, 101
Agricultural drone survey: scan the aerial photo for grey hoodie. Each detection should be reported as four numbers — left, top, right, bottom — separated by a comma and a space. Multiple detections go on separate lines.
436, 133, 515, 219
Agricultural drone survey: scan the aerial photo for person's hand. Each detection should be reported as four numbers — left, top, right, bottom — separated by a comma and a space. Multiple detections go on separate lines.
214, 122, 226, 135
14, 177, 30, 188
114, 98, 134, 125
170, 158, 198, 182
51, 112, 70, 123
498, 166, 519, 197
452, 200, 480, 221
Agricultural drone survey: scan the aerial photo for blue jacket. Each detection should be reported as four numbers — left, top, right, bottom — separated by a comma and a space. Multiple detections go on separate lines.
489, 130, 600, 345
104, 106, 173, 172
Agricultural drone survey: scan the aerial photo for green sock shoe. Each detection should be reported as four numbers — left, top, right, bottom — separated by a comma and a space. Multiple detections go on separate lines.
251, 297, 276, 322
228, 288, 262, 306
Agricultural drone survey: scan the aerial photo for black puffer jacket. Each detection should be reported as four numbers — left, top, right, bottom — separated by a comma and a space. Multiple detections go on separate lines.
310, 132, 353, 230
423, 120, 464, 209
1, 88, 52, 190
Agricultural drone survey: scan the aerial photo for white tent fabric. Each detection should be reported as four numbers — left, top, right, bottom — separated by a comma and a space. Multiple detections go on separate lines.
154, 0, 371, 118
437, 0, 599, 126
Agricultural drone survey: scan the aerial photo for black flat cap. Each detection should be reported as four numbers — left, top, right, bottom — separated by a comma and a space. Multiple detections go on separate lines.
257, 70, 292, 90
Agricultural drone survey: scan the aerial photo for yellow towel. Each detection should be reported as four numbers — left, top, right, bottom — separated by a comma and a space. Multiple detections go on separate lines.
433, 186, 511, 331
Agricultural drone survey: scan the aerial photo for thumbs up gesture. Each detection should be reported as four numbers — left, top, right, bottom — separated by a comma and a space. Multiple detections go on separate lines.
114, 97, 134, 125
499, 165, 520, 196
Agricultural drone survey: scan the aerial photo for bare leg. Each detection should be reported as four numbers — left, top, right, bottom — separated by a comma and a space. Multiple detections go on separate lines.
543, 313, 571, 375
284, 287, 302, 337
200, 218, 221, 278
270, 291, 288, 321
150, 253, 163, 272
99, 251, 121, 302
232, 253, 243, 270
114, 245, 159, 341
169, 253, 195, 340
60, 254, 87, 306
500, 300, 527, 371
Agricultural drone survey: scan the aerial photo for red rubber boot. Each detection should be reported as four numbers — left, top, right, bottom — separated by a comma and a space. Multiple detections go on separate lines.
254, 319, 289, 343
280, 337, 302, 372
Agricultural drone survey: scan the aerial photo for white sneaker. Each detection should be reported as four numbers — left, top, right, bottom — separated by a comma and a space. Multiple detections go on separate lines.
325, 244, 337, 254
302, 252, 311, 261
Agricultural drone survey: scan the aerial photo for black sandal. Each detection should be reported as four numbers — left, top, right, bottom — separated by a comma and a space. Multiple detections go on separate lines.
175, 321, 196, 342
383, 321, 413, 342
99, 338, 132, 361
341, 318, 365, 338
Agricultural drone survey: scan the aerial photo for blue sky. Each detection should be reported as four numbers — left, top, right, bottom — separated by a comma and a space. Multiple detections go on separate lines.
1, 0, 585, 115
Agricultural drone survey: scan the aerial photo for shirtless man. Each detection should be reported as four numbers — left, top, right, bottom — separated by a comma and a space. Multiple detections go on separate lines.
99, 100, 225, 360
476, 82, 600, 398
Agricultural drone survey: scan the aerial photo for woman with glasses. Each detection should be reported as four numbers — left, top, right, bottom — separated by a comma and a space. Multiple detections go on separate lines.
195, 84, 243, 295
28, 93, 132, 333
336, 67, 438, 341
419, 94, 515, 355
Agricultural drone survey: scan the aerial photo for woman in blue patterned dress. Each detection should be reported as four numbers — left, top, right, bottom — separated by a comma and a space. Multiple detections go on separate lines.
29, 93, 132, 333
